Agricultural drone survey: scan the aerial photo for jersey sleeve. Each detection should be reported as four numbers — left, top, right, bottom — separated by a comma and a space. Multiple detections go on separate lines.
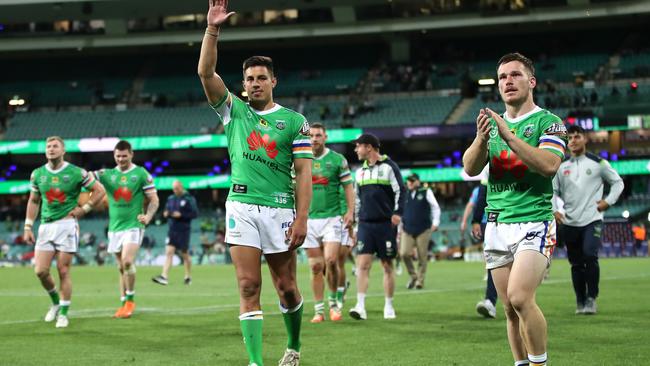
80, 168, 95, 189
141, 169, 156, 194
210, 91, 245, 126
30, 171, 40, 194
338, 156, 353, 185
291, 117, 312, 160
538, 117, 568, 158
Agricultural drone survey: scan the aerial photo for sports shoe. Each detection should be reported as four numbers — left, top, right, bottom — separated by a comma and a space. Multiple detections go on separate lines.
349, 304, 367, 320
575, 304, 585, 315
113, 305, 125, 318
184, 277, 192, 285
415, 280, 424, 290
329, 308, 342, 322
383, 306, 396, 319
583, 297, 597, 315
118, 301, 136, 318
310, 313, 324, 323
278, 349, 300, 366
55, 315, 69, 328
406, 278, 416, 289
395, 265, 403, 276
476, 299, 497, 318
152, 275, 168, 285
44, 305, 59, 322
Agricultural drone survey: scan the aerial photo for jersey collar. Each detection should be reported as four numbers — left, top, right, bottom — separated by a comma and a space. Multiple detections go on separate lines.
503, 105, 542, 123
250, 103, 282, 115
362, 154, 388, 168
115, 164, 137, 174
313, 148, 330, 160
45, 161, 69, 174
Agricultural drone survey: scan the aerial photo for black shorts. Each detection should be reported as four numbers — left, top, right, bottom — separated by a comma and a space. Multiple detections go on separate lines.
167, 230, 191, 252
357, 221, 397, 259
561, 220, 602, 261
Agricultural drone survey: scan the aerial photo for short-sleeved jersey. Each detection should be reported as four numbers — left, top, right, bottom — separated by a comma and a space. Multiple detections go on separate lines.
211, 92, 312, 208
309, 148, 352, 219
30, 162, 96, 222
96, 165, 156, 232
486, 106, 567, 223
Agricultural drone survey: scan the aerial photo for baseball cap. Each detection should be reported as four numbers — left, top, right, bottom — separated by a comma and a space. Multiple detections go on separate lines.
406, 173, 420, 182
352, 133, 380, 149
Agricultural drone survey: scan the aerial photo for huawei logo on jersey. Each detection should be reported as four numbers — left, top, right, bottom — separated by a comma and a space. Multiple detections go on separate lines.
114, 187, 133, 202
312, 175, 329, 186
45, 188, 66, 204
247, 131, 278, 159
491, 150, 528, 180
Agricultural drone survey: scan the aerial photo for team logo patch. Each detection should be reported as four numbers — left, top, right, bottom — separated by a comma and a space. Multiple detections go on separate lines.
40, 176, 47, 183
523, 124, 534, 138
258, 118, 270, 130
228, 215, 236, 229
120, 176, 128, 184
275, 121, 286, 130
314, 162, 321, 170
130, 175, 138, 183
111, 175, 117, 182
586, 168, 592, 175
51, 176, 59, 184
416, 194, 424, 200
563, 169, 571, 176
325, 161, 332, 169
62, 175, 70, 183
299, 121, 310, 136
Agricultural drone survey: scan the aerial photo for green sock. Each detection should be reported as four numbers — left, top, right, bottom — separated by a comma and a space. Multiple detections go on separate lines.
239, 311, 264, 366
120, 296, 126, 306
314, 301, 324, 315
48, 288, 60, 306
336, 287, 345, 304
328, 293, 337, 308
125, 291, 135, 302
281, 300, 303, 352
59, 300, 70, 316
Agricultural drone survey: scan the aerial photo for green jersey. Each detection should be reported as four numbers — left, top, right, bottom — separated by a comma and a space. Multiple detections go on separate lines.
211, 92, 313, 208
96, 165, 156, 232
309, 148, 352, 219
30, 162, 96, 222
486, 106, 567, 223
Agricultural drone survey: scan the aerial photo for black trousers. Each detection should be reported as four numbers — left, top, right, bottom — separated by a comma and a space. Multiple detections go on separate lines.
560, 221, 602, 305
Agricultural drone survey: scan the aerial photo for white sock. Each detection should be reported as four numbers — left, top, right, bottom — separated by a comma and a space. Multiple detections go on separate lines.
514, 361, 529, 366
385, 297, 393, 308
357, 293, 366, 308
528, 353, 547, 365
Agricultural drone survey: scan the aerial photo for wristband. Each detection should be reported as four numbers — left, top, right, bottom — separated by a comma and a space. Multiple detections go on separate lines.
206, 26, 220, 37
25, 218, 34, 227
82, 203, 93, 213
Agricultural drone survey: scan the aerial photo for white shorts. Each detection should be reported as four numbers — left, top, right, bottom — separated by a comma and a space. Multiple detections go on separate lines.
303, 216, 343, 249
484, 220, 556, 270
108, 228, 144, 254
341, 226, 352, 247
225, 201, 295, 254
36, 218, 79, 253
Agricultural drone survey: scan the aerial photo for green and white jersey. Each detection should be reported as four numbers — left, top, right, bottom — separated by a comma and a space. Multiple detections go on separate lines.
95, 165, 156, 232
30, 162, 96, 222
309, 148, 352, 219
211, 91, 312, 208
486, 106, 567, 223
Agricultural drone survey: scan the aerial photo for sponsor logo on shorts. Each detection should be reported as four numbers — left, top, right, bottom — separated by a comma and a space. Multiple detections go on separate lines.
281, 221, 292, 229
521, 241, 536, 247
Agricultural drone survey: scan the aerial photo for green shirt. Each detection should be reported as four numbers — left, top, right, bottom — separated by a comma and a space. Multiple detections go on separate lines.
211, 92, 313, 208
30, 162, 96, 222
309, 148, 352, 219
96, 165, 156, 232
486, 107, 567, 223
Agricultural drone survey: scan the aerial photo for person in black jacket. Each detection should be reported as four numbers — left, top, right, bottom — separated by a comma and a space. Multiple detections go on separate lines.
152, 180, 198, 285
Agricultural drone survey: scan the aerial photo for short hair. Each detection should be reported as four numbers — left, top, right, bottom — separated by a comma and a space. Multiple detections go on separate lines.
310, 122, 326, 133
46, 136, 65, 147
242, 56, 274, 76
497, 52, 535, 77
114, 140, 132, 152
567, 125, 586, 135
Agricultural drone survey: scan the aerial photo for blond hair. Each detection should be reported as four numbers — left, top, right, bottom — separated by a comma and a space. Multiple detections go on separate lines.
46, 136, 65, 147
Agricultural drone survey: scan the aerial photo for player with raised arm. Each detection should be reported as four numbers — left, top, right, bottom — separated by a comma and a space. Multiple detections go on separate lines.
198, 1, 312, 365
95, 140, 159, 319
462, 53, 567, 366
24, 136, 106, 328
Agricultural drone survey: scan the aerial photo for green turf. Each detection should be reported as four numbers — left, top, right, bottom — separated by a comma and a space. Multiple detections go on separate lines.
1, 258, 648, 365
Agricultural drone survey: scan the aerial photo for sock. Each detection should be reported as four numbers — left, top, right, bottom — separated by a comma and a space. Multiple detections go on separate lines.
314, 302, 324, 315
385, 297, 394, 308
515, 361, 529, 366
59, 300, 71, 316
336, 287, 345, 303
280, 299, 303, 352
357, 293, 366, 308
47, 288, 60, 306
528, 353, 547, 366
328, 293, 337, 308
239, 311, 264, 366
125, 291, 135, 302
120, 296, 126, 306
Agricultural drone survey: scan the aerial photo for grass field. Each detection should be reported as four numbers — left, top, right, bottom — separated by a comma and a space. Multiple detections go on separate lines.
1, 257, 648, 365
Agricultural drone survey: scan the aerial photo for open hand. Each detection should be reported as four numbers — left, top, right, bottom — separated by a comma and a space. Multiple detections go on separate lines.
207, 0, 236, 27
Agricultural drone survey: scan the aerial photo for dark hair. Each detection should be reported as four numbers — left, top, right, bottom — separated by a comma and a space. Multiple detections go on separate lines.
567, 125, 585, 135
310, 122, 326, 132
497, 52, 535, 77
114, 140, 133, 152
242, 56, 274, 76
